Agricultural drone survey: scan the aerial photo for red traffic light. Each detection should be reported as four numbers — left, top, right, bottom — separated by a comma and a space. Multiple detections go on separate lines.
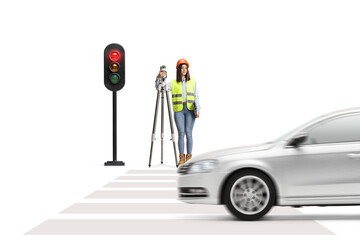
109, 50, 121, 62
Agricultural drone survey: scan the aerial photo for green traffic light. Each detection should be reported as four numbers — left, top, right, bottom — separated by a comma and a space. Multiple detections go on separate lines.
110, 74, 120, 84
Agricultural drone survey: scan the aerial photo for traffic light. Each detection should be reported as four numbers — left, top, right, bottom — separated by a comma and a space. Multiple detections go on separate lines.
104, 43, 125, 91
104, 43, 126, 166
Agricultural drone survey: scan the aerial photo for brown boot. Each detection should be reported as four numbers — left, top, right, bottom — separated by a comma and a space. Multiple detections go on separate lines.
185, 154, 192, 162
178, 154, 185, 165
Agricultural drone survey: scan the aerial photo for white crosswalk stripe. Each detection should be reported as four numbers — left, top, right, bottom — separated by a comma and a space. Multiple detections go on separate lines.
26, 169, 334, 236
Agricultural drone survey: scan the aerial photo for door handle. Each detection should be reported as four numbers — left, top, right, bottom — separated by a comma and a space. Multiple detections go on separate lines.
347, 153, 360, 160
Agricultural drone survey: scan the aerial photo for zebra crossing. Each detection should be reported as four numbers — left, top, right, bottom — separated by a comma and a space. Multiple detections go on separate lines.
25, 168, 333, 235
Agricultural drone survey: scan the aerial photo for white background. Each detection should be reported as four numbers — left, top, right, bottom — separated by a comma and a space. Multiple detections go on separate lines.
1, 0, 360, 239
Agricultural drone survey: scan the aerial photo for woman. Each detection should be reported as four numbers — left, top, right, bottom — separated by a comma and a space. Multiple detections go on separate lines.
155, 58, 200, 165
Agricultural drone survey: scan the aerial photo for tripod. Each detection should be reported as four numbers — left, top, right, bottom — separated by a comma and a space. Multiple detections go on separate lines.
148, 78, 178, 167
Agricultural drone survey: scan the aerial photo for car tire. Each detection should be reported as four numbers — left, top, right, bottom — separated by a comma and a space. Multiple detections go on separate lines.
224, 170, 275, 221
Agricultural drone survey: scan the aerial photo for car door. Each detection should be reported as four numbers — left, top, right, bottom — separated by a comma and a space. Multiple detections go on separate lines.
281, 113, 360, 202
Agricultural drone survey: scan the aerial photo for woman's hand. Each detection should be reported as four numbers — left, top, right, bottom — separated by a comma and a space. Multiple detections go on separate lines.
196, 113, 199, 118
157, 71, 167, 79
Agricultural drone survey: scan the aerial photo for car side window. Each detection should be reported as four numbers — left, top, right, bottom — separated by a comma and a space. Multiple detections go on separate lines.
302, 114, 360, 145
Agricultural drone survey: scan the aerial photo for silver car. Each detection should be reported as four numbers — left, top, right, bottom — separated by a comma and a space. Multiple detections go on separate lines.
177, 107, 360, 220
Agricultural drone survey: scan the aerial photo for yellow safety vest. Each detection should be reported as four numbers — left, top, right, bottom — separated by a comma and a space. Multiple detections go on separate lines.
171, 78, 195, 112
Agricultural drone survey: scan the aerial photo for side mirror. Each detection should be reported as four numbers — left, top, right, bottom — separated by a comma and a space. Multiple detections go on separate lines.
288, 132, 308, 148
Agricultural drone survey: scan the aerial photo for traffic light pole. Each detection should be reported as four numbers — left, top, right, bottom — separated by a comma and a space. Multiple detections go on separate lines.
113, 91, 117, 161
104, 91, 125, 166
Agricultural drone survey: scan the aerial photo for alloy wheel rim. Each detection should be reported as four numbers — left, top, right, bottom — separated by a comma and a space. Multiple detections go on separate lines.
230, 175, 270, 215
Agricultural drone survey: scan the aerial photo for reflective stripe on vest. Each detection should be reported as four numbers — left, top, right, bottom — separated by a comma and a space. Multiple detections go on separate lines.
171, 78, 195, 112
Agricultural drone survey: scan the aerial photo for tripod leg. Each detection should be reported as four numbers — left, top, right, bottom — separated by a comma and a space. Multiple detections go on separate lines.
161, 88, 165, 164
165, 89, 179, 167
148, 90, 161, 167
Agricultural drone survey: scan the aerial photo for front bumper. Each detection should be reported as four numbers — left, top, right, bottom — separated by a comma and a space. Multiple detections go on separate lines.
177, 169, 226, 205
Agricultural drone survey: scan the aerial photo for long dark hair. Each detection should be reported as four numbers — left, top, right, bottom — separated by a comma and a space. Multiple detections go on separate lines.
176, 64, 190, 83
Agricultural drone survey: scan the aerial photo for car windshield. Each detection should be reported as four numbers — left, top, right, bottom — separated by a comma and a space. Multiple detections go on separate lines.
273, 115, 325, 142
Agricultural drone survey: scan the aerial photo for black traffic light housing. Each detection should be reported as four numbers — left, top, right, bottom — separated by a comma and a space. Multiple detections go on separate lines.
104, 43, 125, 91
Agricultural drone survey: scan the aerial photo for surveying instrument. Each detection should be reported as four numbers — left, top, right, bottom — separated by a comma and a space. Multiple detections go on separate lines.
148, 65, 178, 167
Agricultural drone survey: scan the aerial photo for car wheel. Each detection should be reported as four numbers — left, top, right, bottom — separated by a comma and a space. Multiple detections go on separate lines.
224, 170, 275, 221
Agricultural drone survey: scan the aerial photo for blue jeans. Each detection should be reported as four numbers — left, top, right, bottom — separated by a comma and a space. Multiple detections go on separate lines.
174, 104, 195, 154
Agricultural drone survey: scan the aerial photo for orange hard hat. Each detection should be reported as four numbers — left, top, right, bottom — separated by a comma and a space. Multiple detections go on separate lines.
176, 58, 189, 69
